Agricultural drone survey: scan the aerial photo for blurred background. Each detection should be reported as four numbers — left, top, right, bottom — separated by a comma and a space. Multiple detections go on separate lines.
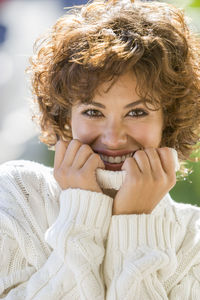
0, 0, 199, 206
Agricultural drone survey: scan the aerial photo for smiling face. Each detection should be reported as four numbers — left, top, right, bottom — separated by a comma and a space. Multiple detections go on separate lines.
70, 71, 164, 171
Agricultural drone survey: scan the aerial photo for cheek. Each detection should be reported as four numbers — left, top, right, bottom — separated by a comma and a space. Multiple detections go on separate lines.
71, 120, 99, 144
130, 123, 163, 147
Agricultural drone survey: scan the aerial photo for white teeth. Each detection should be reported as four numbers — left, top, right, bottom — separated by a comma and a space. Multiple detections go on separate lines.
108, 156, 115, 163
100, 152, 134, 164
114, 156, 122, 163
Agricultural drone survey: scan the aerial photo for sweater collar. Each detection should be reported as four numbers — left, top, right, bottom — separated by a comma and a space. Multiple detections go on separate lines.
96, 168, 172, 215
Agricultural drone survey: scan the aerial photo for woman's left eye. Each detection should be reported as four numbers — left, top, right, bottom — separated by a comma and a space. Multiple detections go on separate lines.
127, 109, 148, 117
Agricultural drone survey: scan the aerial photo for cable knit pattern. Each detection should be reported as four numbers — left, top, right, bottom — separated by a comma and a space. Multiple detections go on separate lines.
0, 160, 112, 299
0, 159, 200, 299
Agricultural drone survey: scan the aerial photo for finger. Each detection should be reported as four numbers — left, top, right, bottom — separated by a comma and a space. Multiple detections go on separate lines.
82, 153, 105, 173
61, 139, 82, 168
72, 144, 94, 169
156, 147, 176, 174
133, 150, 151, 175
54, 139, 70, 170
121, 156, 141, 177
144, 148, 164, 177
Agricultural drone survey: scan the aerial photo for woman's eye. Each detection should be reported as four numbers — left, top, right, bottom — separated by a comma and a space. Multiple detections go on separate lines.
127, 109, 148, 117
82, 109, 103, 118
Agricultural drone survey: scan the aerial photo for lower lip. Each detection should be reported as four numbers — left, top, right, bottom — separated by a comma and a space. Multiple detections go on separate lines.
102, 160, 124, 171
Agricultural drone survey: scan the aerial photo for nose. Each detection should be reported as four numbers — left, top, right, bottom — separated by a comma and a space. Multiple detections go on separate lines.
101, 121, 127, 149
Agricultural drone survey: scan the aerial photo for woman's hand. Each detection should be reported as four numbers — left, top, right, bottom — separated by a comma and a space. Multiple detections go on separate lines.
53, 139, 105, 193
112, 147, 177, 215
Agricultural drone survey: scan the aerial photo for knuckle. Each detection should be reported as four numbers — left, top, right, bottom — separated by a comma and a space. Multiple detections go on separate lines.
70, 139, 82, 147
56, 168, 66, 179
160, 147, 171, 155
91, 153, 99, 160
163, 146, 170, 152
144, 175, 153, 185
145, 147, 154, 154
146, 148, 157, 157
135, 176, 143, 185
134, 150, 145, 158
77, 170, 86, 181
80, 144, 91, 153
161, 173, 167, 183
154, 172, 165, 183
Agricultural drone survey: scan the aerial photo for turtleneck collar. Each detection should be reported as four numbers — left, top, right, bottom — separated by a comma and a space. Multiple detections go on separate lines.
96, 148, 179, 191
96, 168, 172, 215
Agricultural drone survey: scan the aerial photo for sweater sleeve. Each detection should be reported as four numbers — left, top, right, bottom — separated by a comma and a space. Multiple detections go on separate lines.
0, 186, 113, 299
103, 214, 183, 299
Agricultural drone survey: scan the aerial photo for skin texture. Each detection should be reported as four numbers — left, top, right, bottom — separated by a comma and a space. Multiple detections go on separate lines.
53, 71, 176, 215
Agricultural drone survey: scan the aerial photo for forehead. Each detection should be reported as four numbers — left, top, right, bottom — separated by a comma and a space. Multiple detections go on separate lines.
94, 71, 138, 99
73, 69, 161, 110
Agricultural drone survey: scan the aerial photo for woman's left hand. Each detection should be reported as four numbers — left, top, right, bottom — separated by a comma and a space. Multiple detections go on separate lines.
112, 147, 177, 215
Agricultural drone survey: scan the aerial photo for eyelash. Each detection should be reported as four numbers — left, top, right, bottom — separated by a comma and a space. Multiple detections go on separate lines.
81, 108, 148, 118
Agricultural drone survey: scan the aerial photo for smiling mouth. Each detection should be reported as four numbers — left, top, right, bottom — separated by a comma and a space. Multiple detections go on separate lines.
100, 152, 133, 162
98, 151, 136, 171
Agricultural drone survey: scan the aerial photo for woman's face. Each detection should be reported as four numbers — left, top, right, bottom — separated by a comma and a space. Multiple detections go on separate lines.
70, 71, 164, 171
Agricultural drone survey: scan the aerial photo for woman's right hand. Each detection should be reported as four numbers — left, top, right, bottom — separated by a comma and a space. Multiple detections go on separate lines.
53, 139, 105, 193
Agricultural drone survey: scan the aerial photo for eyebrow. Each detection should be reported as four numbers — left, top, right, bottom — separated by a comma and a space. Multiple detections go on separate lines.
80, 99, 145, 109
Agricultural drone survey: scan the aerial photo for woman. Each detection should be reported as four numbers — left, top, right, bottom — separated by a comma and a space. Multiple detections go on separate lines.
0, 0, 200, 299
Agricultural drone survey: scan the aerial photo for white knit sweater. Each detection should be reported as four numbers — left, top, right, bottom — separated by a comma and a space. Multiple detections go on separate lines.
0, 160, 200, 299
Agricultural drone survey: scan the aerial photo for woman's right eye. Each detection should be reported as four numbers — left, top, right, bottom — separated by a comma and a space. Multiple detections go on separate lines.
81, 109, 103, 118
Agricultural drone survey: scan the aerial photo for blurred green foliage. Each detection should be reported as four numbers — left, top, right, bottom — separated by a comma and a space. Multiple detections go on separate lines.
189, 0, 200, 7
170, 162, 200, 206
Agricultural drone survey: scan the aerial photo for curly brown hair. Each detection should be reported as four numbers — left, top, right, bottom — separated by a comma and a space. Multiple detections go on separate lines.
28, 0, 200, 162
